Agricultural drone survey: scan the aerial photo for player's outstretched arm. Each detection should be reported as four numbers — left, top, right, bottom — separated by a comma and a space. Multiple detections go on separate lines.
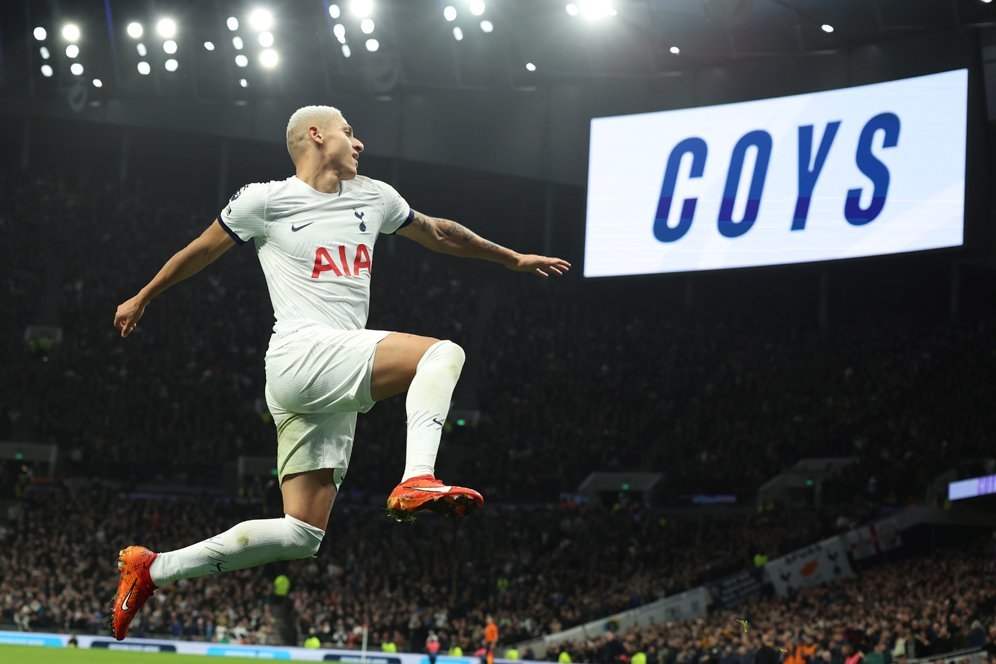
114, 219, 236, 337
396, 210, 571, 278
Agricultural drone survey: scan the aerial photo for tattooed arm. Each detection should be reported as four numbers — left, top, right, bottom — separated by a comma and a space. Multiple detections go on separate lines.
395, 210, 571, 278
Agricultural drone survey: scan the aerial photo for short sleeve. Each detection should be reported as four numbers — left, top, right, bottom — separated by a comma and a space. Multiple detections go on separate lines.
375, 180, 414, 235
218, 182, 268, 244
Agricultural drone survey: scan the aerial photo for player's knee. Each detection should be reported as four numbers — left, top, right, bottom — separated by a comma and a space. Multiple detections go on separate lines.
431, 339, 465, 377
284, 515, 325, 559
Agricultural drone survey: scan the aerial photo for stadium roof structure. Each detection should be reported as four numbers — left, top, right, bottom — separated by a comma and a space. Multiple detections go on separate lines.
2, 0, 993, 103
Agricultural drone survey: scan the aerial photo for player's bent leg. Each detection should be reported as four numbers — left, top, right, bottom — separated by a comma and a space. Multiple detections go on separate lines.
111, 471, 331, 641
374, 333, 483, 521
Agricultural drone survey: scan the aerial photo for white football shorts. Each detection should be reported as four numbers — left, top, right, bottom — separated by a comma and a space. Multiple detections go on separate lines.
264, 323, 391, 487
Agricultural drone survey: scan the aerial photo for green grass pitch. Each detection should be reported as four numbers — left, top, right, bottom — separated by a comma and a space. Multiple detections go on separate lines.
0, 645, 275, 663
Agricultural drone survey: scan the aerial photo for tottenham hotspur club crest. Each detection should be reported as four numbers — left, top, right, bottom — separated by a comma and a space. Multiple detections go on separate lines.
355, 209, 366, 232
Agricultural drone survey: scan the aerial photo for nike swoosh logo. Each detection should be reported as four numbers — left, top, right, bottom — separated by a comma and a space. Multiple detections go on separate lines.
291, 222, 314, 232
120, 580, 137, 612
414, 485, 453, 493
432, 418, 444, 427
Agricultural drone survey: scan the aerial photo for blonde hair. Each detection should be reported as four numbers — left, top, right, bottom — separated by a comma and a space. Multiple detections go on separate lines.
286, 105, 343, 161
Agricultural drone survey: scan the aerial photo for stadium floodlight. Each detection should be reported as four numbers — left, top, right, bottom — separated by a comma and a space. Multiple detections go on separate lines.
983, 0, 992, 4
137, 43, 147, 56
259, 31, 274, 47
821, 23, 834, 33
66, 44, 79, 58
260, 49, 279, 68
565, 3, 579, 16
163, 40, 178, 54
227, 17, 239, 31
137, 61, 151, 75
470, 0, 486, 16
525, 62, 536, 71
349, 0, 374, 19
444, 6, 457, 21
578, 0, 614, 19
156, 18, 177, 39
70, 62, 84, 75
164, 58, 178, 72
62, 24, 81, 42
41, 64, 54, 77
233, 36, 244, 50
34, 27, 47, 41
204, 41, 215, 50
365, 38, 379, 52
452, 26, 464, 41
127, 22, 143, 39
360, 19, 375, 34
480, 20, 493, 33
248, 9, 274, 32
39, 47, 50, 60
240, 78, 248, 87
669, 45, 680, 54
93, 78, 103, 87
235, 54, 249, 67
333, 24, 347, 44
341, 44, 351, 57
329, 4, 342, 19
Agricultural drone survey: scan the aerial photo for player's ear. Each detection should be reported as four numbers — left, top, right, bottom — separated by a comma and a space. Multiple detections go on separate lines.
309, 125, 323, 144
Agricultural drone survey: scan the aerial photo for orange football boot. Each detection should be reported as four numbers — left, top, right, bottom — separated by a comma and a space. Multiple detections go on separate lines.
111, 545, 158, 640
386, 474, 484, 522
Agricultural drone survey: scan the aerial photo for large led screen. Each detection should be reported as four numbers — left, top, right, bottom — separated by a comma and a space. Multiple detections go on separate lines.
584, 69, 968, 277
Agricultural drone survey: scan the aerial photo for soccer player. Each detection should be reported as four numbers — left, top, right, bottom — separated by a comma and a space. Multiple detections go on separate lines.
110, 105, 570, 640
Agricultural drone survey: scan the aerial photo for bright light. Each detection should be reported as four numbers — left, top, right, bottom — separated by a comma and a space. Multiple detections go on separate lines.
66, 44, 79, 58
365, 38, 379, 52
156, 18, 177, 39
93, 78, 103, 87
469, 0, 486, 16
227, 17, 239, 31
260, 49, 279, 68
204, 41, 215, 51
565, 3, 580, 16
453, 27, 464, 41
333, 24, 347, 44
349, 0, 374, 19
233, 36, 244, 50
329, 4, 342, 19
444, 6, 457, 21
164, 58, 178, 72
41, 64, 54, 77
525, 62, 536, 71
360, 19, 375, 34
669, 45, 680, 54
235, 54, 248, 67
578, 0, 614, 19
259, 31, 274, 47
137, 61, 151, 75
70, 63, 84, 76
821, 23, 834, 33
137, 43, 147, 56
62, 24, 81, 42
127, 22, 143, 39
163, 40, 177, 54
33, 27, 47, 41
982, 0, 992, 4
39, 47, 50, 60
240, 78, 248, 87
248, 9, 274, 32
480, 20, 493, 33
341, 44, 351, 57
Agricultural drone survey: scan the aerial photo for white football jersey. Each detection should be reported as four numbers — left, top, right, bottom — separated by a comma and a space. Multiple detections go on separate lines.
218, 175, 412, 333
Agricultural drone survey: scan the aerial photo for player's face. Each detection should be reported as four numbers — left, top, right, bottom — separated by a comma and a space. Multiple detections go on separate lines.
326, 115, 364, 179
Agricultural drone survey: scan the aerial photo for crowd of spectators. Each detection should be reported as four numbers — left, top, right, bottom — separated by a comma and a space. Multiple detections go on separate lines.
558, 541, 996, 664
1, 173, 994, 506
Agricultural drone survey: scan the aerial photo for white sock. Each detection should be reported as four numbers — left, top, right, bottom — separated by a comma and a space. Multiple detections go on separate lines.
148, 515, 325, 585
402, 340, 465, 481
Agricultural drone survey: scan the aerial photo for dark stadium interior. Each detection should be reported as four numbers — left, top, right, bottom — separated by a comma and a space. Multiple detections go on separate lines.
1, 0, 996, 663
